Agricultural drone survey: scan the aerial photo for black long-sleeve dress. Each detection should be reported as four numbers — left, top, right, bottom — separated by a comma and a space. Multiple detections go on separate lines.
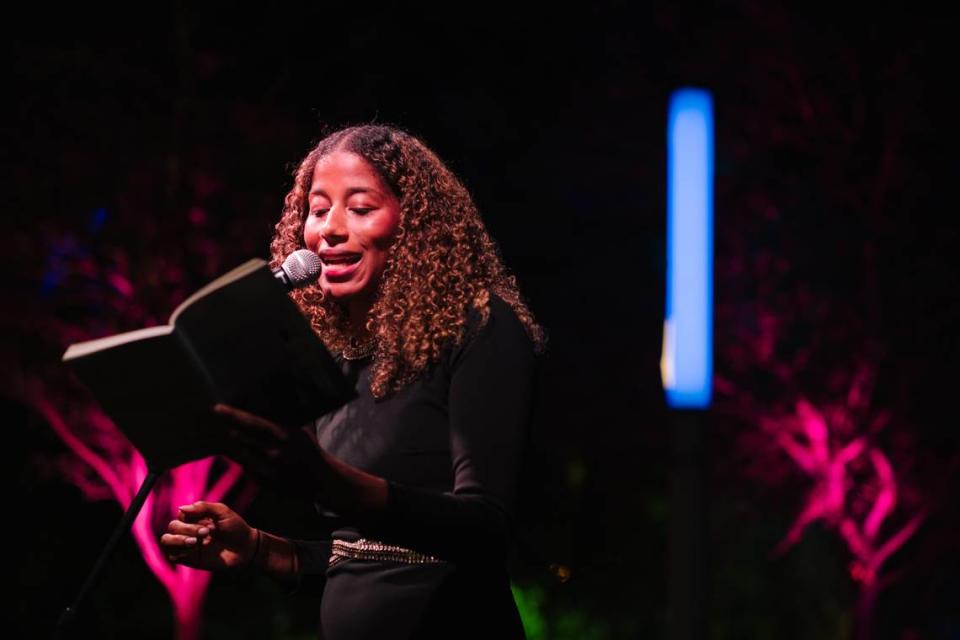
291, 293, 537, 639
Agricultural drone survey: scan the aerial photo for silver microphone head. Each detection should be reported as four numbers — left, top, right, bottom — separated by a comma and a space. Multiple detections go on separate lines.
280, 249, 323, 288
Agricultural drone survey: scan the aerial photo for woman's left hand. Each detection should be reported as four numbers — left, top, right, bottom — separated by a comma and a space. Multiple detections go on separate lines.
213, 403, 328, 501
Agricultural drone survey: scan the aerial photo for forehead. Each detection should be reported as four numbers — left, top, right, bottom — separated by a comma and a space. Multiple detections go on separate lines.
310, 151, 387, 193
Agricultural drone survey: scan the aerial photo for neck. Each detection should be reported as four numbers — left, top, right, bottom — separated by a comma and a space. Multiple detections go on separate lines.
345, 296, 374, 338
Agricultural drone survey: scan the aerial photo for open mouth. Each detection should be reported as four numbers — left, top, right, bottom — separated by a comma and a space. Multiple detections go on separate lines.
322, 253, 362, 266
322, 253, 362, 278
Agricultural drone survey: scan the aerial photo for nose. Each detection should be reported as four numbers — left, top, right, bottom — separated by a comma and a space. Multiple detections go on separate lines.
319, 204, 348, 245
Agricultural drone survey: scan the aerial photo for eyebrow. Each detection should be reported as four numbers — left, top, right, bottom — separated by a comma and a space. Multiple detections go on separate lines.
309, 186, 380, 197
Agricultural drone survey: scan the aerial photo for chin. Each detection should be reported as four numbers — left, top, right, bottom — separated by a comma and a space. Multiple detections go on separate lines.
323, 282, 366, 301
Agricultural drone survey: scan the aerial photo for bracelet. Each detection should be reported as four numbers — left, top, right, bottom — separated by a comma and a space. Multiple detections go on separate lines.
250, 528, 263, 566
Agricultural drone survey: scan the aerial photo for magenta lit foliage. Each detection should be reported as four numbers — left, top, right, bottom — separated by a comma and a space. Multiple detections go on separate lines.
714, 243, 926, 637
716, 354, 925, 583
10, 198, 258, 640
763, 393, 924, 587
761, 385, 924, 585
664, 4, 940, 633
31, 386, 248, 640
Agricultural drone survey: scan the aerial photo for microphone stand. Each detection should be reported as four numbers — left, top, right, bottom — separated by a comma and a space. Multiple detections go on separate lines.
55, 465, 164, 639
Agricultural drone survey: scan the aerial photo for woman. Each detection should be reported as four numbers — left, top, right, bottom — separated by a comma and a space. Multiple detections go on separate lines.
160, 124, 545, 638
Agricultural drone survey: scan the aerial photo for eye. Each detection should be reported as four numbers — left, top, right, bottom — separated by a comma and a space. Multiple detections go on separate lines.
310, 209, 328, 217
350, 208, 373, 215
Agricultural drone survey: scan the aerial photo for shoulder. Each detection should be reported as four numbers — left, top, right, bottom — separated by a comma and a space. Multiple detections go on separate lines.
468, 292, 532, 345
449, 293, 535, 369
487, 292, 523, 328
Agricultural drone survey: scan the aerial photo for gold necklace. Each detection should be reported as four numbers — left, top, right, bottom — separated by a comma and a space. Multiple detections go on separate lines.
342, 337, 376, 360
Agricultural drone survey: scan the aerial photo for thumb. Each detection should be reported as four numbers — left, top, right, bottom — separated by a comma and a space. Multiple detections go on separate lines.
178, 501, 234, 520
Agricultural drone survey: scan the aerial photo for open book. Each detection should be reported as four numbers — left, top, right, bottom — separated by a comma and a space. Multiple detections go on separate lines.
62, 259, 354, 469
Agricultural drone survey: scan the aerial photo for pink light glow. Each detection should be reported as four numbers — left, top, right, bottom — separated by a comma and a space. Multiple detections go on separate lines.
717, 304, 927, 639
106, 273, 135, 298
764, 395, 924, 588
30, 383, 248, 640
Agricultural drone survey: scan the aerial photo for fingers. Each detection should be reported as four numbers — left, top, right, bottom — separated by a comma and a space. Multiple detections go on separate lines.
162, 518, 214, 559
160, 532, 201, 551
162, 501, 249, 568
225, 447, 284, 490
225, 427, 275, 457
213, 403, 288, 442
161, 532, 209, 566
177, 500, 230, 518
221, 441, 269, 473
167, 519, 213, 538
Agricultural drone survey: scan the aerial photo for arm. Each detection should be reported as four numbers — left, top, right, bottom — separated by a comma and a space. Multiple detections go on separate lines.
162, 499, 342, 596
218, 298, 536, 564
360, 297, 538, 563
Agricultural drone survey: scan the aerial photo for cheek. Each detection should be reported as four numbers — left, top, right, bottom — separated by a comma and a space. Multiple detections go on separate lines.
367, 212, 401, 247
368, 246, 391, 269
302, 220, 318, 248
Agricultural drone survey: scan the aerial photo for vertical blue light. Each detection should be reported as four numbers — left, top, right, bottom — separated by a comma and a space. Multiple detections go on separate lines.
662, 88, 714, 409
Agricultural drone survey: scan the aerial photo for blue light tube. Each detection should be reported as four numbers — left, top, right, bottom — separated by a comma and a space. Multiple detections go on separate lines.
662, 88, 714, 409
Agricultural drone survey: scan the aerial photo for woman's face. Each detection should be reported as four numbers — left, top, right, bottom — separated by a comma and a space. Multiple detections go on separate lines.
303, 150, 402, 308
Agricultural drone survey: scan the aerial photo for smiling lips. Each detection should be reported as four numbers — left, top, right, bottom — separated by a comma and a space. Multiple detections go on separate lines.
320, 251, 362, 278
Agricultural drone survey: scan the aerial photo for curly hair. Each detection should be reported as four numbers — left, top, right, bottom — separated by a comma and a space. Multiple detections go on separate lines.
270, 124, 545, 398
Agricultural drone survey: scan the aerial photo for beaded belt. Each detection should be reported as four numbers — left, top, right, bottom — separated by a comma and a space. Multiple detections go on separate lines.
328, 538, 443, 567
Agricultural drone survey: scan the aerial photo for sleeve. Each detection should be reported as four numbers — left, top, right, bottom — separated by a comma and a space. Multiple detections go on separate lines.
361, 296, 538, 564
286, 538, 332, 595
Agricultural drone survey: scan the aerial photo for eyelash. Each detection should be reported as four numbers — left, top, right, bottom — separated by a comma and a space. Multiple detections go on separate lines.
310, 208, 373, 217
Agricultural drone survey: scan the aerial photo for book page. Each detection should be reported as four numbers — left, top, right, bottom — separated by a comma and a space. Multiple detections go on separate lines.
62, 325, 174, 361
169, 258, 267, 324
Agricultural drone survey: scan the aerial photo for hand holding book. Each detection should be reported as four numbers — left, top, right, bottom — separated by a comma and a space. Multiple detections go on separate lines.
212, 402, 330, 502
211, 403, 388, 516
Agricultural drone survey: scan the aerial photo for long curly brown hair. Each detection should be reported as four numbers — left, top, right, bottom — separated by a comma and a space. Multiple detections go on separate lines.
270, 124, 545, 398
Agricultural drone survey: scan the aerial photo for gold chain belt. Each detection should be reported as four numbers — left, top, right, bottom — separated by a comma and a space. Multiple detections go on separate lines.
328, 537, 443, 567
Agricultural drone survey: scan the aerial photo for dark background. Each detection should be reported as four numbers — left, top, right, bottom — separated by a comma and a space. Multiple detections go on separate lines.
2, 2, 957, 638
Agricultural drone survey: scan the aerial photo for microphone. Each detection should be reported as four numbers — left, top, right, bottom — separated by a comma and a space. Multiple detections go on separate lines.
273, 249, 323, 290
